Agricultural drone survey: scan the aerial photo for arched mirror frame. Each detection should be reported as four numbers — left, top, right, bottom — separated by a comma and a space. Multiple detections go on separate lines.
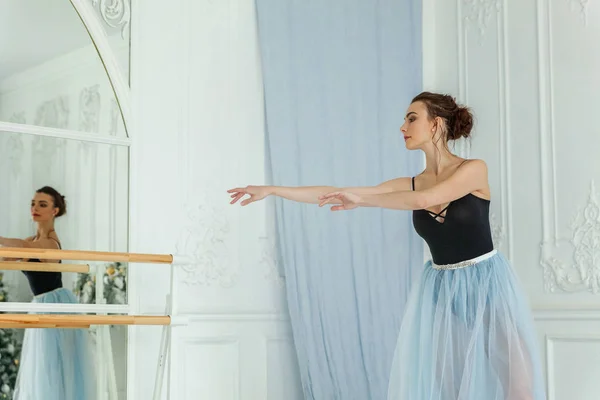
0, 0, 134, 398
69, 0, 131, 134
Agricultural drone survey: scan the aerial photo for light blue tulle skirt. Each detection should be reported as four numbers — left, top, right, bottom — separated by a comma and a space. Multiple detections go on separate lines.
387, 251, 547, 400
13, 288, 96, 400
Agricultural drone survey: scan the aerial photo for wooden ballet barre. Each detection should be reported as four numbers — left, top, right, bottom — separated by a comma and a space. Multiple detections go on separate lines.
0, 314, 171, 327
1, 242, 192, 400
0, 247, 174, 264
0, 261, 90, 273
0, 323, 91, 329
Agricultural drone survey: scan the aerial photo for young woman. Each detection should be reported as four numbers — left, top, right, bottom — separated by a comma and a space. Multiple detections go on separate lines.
0, 186, 96, 400
227, 92, 546, 399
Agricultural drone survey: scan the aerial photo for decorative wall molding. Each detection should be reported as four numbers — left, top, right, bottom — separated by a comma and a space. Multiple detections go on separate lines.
497, 0, 513, 262
535, 0, 588, 293
457, 0, 468, 145
489, 212, 505, 250
30, 97, 70, 182
109, 99, 120, 136
462, 0, 502, 41
538, 0, 557, 246
34, 96, 70, 129
169, 336, 241, 400
9, 112, 26, 124
545, 334, 600, 399
6, 113, 26, 179
175, 202, 237, 287
566, 0, 591, 25
534, 309, 600, 321
30, 97, 69, 179
90, 0, 131, 38
0, 45, 126, 142
79, 85, 102, 133
5, 134, 24, 179
541, 181, 600, 294
259, 236, 285, 288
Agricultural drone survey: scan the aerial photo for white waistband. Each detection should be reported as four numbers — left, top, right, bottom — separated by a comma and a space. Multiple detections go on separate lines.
432, 249, 497, 271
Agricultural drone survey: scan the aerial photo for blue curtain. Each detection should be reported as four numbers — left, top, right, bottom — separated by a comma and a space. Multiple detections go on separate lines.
255, 1, 423, 399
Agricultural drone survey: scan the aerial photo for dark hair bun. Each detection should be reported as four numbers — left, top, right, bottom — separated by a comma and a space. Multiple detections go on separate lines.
36, 186, 67, 218
411, 91, 475, 142
57, 195, 67, 217
452, 106, 474, 140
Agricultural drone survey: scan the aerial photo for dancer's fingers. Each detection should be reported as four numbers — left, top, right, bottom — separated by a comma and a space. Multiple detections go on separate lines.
319, 192, 340, 200
240, 197, 255, 206
319, 198, 333, 207
230, 193, 245, 204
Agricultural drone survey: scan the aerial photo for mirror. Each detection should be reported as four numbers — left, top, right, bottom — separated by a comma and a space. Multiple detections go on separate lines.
0, 0, 128, 136
0, 1, 131, 398
0, 131, 129, 398
0, 131, 129, 303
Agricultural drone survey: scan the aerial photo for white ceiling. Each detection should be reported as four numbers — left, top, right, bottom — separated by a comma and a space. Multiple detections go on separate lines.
0, 0, 118, 80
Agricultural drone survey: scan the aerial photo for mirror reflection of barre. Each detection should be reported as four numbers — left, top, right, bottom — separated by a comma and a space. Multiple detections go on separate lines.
0, 246, 193, 400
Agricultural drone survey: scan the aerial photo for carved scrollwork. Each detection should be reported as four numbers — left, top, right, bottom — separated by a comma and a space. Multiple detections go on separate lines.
90, 0, 131, 38
462, 0, 502, 41
541, 181, 600, 293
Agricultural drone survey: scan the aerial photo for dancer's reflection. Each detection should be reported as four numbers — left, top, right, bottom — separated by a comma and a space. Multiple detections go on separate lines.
0, 186, 96, 400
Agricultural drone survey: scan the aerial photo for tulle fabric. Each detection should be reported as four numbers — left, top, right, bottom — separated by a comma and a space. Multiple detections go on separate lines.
14, 288, 96, 400
387, 252, 546, 400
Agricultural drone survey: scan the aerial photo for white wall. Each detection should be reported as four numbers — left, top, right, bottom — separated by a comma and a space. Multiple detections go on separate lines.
424, 1, 600, 398
129, 0, 302, 398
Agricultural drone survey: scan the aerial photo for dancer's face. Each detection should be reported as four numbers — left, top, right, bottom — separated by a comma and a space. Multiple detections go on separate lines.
400, 101, 438, 150
31, 193, 58, 222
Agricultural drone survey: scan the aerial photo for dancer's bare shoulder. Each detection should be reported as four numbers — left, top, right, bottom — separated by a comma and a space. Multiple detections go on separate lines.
415, 158, 490, 200
457, 158, 490, 200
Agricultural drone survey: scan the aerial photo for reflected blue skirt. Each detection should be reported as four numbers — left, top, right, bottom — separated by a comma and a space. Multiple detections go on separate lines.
14, 288, 96, 400
387, 251, 547, 400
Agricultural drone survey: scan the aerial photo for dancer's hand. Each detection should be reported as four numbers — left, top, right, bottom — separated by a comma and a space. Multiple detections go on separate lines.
318, 191, 362, 211
227, 185, 271, 206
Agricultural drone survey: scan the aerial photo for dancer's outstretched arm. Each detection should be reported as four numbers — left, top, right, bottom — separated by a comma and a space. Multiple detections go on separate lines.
227, 177, 412, 206
318, 159, 488, 211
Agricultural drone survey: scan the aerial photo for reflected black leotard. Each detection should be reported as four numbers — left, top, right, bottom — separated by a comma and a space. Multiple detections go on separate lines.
22, 237, 63, 296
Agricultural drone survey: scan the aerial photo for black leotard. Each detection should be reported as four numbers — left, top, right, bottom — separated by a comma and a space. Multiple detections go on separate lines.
22, 237, 63, 296
411, 176, 494, 265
